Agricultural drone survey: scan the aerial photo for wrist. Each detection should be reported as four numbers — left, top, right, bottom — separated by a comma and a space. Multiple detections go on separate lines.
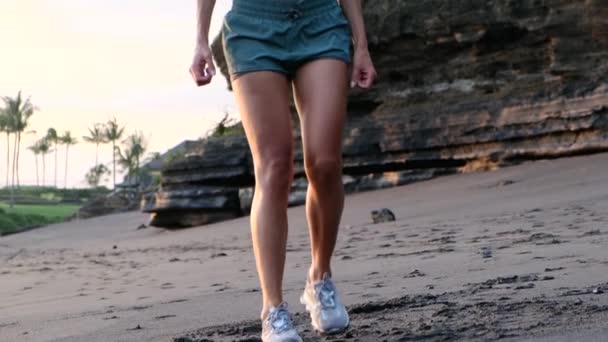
196, 36, 209, 47
353, 39, 368, 51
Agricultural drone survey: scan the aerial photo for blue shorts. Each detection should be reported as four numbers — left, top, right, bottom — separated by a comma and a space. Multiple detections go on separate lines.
221, 0, 353, 79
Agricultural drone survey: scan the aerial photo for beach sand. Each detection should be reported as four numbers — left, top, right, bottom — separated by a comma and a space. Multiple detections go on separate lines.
1, 153, 607, 341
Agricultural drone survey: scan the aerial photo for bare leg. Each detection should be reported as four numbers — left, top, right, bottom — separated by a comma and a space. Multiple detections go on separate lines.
231, 71, 294, 319
292, 59, 350, 282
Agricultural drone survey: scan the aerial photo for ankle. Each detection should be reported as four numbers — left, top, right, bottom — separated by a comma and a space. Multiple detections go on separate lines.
261, 299, 284, 320
308, 266, 331, 283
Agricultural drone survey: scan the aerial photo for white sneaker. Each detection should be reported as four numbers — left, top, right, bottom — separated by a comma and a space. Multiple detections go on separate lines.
261, 302, 303, 342
300, 272, 349, 333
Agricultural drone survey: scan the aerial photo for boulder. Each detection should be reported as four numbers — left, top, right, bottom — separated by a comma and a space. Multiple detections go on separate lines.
76, 189, 141, 219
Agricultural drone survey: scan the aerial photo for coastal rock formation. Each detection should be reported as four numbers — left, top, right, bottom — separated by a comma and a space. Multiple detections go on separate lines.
76, 190, 141, 220
143, 0, 608, 228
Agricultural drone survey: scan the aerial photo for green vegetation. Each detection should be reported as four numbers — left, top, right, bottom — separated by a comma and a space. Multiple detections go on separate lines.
0, 203, 79, 218
206, 112, 244, 138
0, 90, 201, 234
0, 204, 80, 235
0, 186, 109, 235
0, 185, 109, 204
104, 117, 126, 189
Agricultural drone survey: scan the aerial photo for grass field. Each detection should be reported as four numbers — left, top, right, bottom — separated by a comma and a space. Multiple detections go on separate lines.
0, 203, 80, 217
0, 203, 81, 236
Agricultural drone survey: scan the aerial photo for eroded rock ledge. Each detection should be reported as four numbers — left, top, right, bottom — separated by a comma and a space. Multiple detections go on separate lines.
142, 0, 608, 228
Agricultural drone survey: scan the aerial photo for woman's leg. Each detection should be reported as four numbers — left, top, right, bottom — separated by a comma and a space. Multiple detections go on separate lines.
292, 58, 350, 282
231, 71, 294, 319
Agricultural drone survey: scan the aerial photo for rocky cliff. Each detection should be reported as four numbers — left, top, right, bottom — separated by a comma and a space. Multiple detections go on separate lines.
143, 0, 608, 228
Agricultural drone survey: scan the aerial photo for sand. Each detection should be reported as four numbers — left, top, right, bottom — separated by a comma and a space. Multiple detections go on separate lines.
1, 153, 607, 342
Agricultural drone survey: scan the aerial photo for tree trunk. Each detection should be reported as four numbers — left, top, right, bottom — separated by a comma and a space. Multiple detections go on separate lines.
5, 132, 9, 188
64, 145, 69, 189
10, 131, 17, 208
34, 153, 39, 186
136, 156, 140, 185
16, 132, 21, 188
112, 140, 116, 189
54, 140, 58, 188
42, 154, 46, 187
95, 143, 99, 168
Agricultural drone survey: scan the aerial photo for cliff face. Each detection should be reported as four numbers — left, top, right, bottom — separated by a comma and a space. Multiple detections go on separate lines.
143, 0, 608, 228
345, 0, 608, 166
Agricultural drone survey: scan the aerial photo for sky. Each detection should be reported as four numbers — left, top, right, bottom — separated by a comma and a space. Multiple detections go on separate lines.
0, 0, 236, 188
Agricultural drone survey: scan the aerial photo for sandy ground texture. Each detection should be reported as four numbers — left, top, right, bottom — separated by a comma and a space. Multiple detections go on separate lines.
1, 153, 608, 342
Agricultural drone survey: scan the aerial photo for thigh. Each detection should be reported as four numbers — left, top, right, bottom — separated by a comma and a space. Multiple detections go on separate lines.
231, 71, 294, 167
292, 58, 349, 161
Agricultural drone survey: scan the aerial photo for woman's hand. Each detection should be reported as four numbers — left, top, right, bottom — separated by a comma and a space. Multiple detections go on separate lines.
350, 46, 376, 89
190, 44, 216, 87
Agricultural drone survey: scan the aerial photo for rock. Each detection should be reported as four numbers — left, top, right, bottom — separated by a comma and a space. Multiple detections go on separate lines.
481, 247, 493, 258
136, 223, 147, 230
238, 187, 253, 214
144, 0, 608, 229
148, 210, 239, 229
371, 208, 396, 223
76, 189, 141, 219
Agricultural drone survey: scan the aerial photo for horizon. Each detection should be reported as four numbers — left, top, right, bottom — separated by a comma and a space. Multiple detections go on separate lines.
0, 0, 236, 188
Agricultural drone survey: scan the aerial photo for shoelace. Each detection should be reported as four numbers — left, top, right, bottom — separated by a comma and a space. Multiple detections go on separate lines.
316, 279, 337, 309
267, 306, 294, 333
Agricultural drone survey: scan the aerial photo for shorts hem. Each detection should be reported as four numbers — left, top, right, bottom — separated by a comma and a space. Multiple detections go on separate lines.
299, 53, 352, 67
229, 67, 291, 79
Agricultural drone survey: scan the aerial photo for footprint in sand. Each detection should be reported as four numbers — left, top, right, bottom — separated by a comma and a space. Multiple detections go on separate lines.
160, 282, 174, 289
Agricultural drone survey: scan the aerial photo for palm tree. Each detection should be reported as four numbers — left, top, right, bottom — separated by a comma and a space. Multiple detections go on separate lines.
82, 123, 107, 168
2, 91, 36, 189
37, 138, 51, 187
60, 131, 78, 189
116, 132, 147, 186
0, 110, 10, 188
27, 141, 42, 186
85, 164, 110, 188
104, 117, 125, 189
46, 128, 59, 187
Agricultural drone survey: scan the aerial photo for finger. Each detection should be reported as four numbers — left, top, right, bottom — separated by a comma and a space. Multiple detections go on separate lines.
350, 67, 359, 88
205, 56, 217, 77
189, 66, 205, 86
359, 69, 376, 89
190, 64, 212, 86
198, 73, 212, 86
189, 66, 201, 84
355, 70, 368, 89
360, 74, 373, 88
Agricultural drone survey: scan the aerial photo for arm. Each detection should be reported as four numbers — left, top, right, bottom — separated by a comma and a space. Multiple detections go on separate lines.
339, 0, 368, 50
190, 0, 217, 86
339, 0, 376, 89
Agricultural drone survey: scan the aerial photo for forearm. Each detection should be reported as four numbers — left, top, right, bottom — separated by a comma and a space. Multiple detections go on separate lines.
195, 0, 216, 45
339, 0, 368, 50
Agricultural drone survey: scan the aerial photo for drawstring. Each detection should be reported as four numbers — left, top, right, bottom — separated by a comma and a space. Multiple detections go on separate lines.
282, 0, 305, 20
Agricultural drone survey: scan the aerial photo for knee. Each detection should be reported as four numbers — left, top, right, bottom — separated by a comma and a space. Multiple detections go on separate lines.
255, 156, 294, 193
305, 157, 342, 187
